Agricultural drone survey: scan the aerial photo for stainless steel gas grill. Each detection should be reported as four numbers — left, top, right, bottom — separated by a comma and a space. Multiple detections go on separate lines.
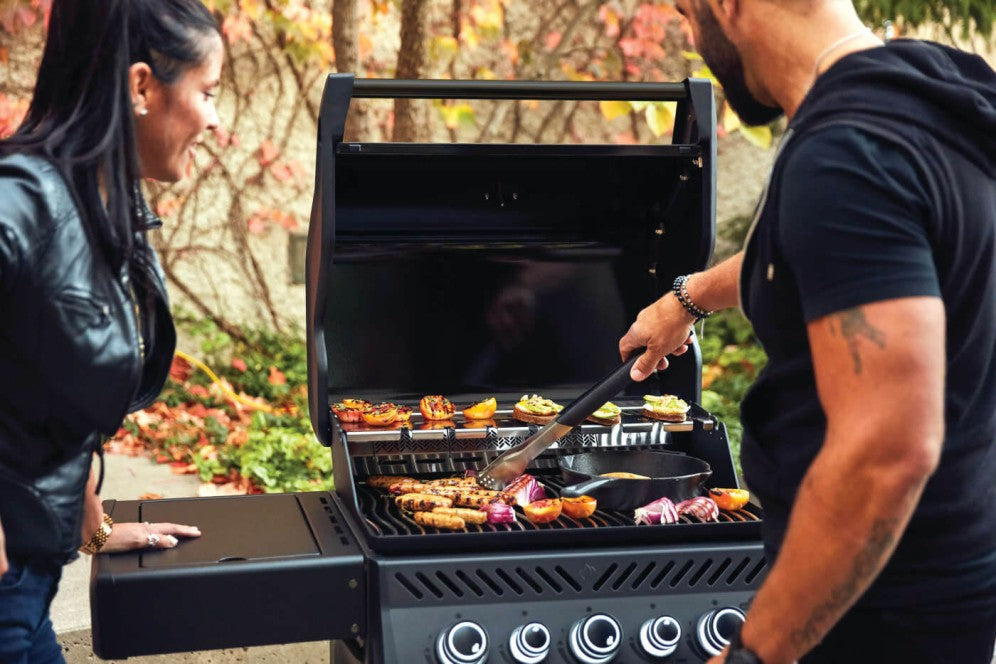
90, 76, 767, 664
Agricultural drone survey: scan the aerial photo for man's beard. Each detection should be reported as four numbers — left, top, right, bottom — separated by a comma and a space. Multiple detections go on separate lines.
694, 4, 783, 126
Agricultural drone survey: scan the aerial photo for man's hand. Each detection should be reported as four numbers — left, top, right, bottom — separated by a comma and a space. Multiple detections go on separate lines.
0, 515, 8, 576
619, 254, 744, 381
619, 293, 696, 381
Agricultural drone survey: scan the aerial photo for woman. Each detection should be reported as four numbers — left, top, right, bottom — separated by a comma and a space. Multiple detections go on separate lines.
0, 0, 223, 660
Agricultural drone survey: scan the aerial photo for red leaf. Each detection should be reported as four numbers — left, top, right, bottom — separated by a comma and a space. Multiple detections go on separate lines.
268, 366, 287, 386
257, 140, 279, 166
169, 355, 192, 382
231, 357, 247, 372
187, 403, 208, 418
221, 14, 252, 44
188, 385, 209, 398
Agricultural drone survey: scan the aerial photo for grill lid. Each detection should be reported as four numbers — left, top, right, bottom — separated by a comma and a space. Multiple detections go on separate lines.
306, 76, 717, 445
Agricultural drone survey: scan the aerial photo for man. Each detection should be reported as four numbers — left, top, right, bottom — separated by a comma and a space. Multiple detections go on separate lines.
619, 0, 996, 662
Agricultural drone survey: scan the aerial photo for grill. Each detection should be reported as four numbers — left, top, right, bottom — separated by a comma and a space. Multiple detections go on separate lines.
90, 76, 767, 664
338, 403, 761, 555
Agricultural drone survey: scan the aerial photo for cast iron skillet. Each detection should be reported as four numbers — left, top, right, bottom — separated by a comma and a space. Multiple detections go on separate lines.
558, 449, 712, 511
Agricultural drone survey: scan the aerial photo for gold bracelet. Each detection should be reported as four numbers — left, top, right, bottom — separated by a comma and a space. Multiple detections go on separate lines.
80, 513, 114, 555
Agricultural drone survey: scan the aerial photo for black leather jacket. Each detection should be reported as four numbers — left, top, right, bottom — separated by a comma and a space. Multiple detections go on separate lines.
0, 153, 176, 561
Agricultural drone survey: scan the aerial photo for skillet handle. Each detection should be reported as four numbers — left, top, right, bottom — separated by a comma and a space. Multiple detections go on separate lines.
556, 350, 644, 427
559, 477, 617, 498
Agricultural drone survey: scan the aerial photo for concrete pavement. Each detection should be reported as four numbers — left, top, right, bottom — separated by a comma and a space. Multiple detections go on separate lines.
52, 452, 330, 663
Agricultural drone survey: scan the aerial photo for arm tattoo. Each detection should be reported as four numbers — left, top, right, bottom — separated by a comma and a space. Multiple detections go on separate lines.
828, 307, 886, 374
789, 516, 902, 652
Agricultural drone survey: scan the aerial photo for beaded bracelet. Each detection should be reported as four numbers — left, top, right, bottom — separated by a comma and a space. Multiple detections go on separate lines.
672, 274, 712, 321
80, 513, 114, 555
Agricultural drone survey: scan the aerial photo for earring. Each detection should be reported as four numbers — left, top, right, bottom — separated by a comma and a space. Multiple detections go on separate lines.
138, 108, 149, 117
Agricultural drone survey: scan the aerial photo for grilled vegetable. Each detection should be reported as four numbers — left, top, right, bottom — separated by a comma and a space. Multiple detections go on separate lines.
522, 498, 562, 524
332, 399, 371, 423
395, 405, 413, 423
420, 395, 456, 420
413, 511, 465, 530
634, 497, 679, 525
676, 497, 719, 522
432, 507, 488, 525
560, 495, 597, 519
395, 493, 454, 511
363, 403, 398, 426
462, 397, 497, 420
708, 488, 750, 511
367, 475, 414, 489
480, 502, 517, 524
498, 473, 546, 506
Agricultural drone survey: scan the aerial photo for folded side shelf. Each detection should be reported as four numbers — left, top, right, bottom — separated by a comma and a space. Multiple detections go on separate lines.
90, 492, 365, 659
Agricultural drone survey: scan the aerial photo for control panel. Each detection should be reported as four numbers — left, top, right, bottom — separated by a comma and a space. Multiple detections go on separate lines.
416, 602, 745, 663
363, 542, 765, 664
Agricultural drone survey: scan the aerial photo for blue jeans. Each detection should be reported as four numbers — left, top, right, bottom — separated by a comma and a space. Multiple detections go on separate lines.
0, 559, 65, 664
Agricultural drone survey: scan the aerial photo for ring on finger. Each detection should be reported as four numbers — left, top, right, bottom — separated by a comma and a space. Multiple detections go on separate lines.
147, 533, 161, 548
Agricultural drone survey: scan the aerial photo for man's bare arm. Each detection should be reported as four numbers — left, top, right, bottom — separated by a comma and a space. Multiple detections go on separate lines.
620, 251, 744, 380
736, 296, 944, 664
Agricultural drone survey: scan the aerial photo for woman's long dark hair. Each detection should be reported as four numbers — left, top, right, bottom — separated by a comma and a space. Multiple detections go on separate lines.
0, 0, 219, 299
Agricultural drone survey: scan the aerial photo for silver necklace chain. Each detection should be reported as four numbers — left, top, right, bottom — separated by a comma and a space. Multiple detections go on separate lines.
812, 26, 874, 80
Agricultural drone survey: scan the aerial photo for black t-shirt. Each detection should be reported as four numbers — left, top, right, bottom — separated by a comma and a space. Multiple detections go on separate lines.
739, 122, 996, 611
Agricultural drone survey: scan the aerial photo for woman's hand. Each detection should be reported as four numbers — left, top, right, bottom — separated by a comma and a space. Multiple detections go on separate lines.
102, 521, 202, 553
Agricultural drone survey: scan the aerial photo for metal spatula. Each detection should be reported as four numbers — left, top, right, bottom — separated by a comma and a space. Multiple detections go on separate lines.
475, 350, 643, 491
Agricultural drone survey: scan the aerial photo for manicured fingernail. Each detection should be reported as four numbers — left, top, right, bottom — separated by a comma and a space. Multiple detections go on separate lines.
166, 535, 179, 546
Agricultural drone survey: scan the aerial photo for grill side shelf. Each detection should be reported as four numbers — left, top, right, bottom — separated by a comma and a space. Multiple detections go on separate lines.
90, 492, 366, 659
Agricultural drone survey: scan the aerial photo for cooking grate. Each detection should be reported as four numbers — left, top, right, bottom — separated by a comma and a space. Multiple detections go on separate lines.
353, 472, 760, 553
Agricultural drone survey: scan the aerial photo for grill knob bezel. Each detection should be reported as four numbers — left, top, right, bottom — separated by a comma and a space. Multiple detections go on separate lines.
696, 607, 746, 657
639, 615, 682, 659
568, 613, 622, 664
509, 622, 551, 663
436, 620, 489, 664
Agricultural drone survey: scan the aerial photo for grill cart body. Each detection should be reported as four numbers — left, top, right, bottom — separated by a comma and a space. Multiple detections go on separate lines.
90, 76, 766, 663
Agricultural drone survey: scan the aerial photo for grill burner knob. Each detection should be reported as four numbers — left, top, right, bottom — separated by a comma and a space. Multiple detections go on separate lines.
436, 621, 488, 664
509, 622, 551, 663
696, 607, 746, 658
568, 613, 622, 664
639, 616, 682, 659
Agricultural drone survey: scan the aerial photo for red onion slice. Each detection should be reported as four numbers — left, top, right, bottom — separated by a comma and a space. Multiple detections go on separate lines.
480, 501, 517, 524
634, 496, 678, 525
675, 497, 719, 522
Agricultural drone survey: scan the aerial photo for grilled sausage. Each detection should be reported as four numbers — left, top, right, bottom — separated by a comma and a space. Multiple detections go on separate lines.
389, 481, 434, 495
414, 511, 465, 530
395, 493, 454, 511
368, 475, 415, 489
425, 477, 480, 487
451, 492, 496, 508
432, 507, 488, 525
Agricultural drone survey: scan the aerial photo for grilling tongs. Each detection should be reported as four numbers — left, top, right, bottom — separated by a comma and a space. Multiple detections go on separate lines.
476, 349, 644, 491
